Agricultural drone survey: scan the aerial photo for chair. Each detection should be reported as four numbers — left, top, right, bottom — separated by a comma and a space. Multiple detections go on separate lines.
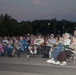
41, 46, 50, 58
16, 47, 28, 57
70, 53, 76, 64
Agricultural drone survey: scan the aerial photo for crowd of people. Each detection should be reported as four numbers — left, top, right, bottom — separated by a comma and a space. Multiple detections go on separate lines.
0, 30, 76, 66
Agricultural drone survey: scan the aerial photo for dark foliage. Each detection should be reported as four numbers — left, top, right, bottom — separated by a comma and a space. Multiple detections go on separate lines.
0, 14, 76, 36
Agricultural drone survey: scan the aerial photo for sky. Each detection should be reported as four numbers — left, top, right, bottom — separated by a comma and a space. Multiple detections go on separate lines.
0, 0, 76, 22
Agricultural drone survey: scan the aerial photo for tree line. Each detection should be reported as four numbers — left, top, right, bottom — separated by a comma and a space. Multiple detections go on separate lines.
0, 14, 76, 36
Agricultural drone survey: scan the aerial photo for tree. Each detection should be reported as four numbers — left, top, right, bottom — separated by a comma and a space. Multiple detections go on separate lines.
0, 14, 76, 36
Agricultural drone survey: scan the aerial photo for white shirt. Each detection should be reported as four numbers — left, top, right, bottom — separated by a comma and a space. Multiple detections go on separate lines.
47, 38, 56, 47
63, 39, 71, 45
3, 40, 9, 44
34, 38, 44, 45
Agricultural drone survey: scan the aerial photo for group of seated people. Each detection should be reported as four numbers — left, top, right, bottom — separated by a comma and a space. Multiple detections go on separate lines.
0, 30, 76, 66
0, 36, 28, 57
46, 30, 76, 66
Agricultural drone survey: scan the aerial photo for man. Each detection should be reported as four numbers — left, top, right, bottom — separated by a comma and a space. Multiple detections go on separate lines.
45, 34, 56, 58
28, 34, 44, 54
47, 34, 56, 47
17, 36, 27, 57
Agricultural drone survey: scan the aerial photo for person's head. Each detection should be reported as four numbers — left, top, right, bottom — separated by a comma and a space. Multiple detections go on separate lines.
74, 30, 76, 37
4, 37, 8, 40
50, 34, 54, 39
38, 34, 42, 38
31, 34, 34, 37
13, 37, 18, 41
19, 36, 23, 40
55, 36, 59, 42
72, 36, 76, 43
64, 33, 70, 39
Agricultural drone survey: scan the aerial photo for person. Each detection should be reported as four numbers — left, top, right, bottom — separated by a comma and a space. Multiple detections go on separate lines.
30, 34, 36, 45
48, 35, 60, 58
12, 37, 18, 57
28, 34, 44, 55
0, 43, 4, 54
0, 37, 3, 54
74, 30, 76, 37
26, 34, 31, 45
1, 37, 13, 57
47, 34, 56, 47
55, 35, 60, 45
7, 37, 13, 56
2, 37, 9, 44
45, 34, 56, 58
34, 34, 44, 46
18, 36, 27, 50
53, 36, 76, 66
28, 35, 37, 55
17, 36, 28, 57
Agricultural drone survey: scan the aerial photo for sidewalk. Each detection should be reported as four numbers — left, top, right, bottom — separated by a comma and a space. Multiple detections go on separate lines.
0, 71, 43, 75
0, 56, 76, 69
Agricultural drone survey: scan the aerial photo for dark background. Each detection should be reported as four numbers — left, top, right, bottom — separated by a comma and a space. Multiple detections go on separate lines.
0, 14, 76, 36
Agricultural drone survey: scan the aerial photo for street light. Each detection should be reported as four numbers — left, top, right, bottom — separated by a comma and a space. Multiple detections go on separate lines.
48, 22, 50, 26
63, 26, 64, 28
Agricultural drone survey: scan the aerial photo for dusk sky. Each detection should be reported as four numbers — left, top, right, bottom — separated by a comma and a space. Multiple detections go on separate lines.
0, 0, 76, 22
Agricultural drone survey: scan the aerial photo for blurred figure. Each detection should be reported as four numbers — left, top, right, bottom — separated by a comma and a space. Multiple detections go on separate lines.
1, 37, 13, 57
28, 34, 44, 55
74, 30, 76, 37
12, 37, 18, 57
17, 36, 28, 57
0, 43, 4, 54
47, 34, 56, 47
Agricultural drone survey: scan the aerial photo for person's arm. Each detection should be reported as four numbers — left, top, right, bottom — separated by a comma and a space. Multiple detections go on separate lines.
18, 41, 22, 46
68, 43, 76, 50
68, 47, 74, 50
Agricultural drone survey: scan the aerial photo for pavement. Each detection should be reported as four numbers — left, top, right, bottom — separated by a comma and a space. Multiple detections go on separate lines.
0, 56, 76, 68
0, 71, 43, 75
0, 56, 76, 75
